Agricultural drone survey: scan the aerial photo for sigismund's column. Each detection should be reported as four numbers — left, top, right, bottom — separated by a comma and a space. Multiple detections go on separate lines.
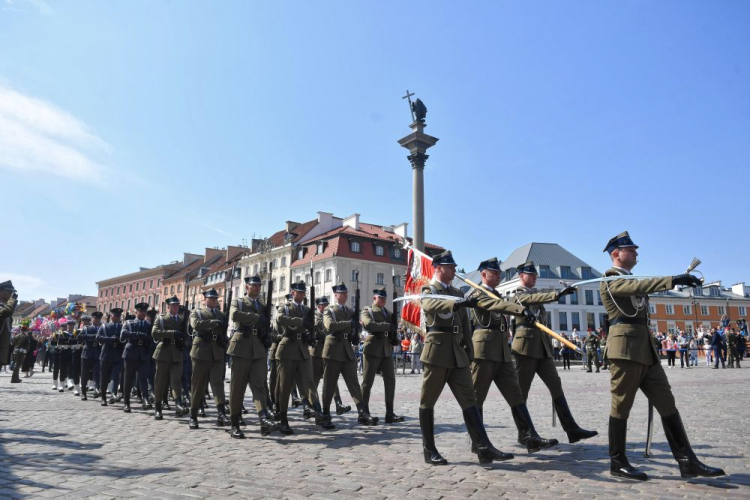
398, 93, 438, 252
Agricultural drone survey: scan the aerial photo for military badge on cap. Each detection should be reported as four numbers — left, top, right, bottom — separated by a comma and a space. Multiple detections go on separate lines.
244, 275, 262, 285
203, 289, 219, 299
81, 315, 92, 321
134, 302, 149, 311
110, 308, 123, 315
315, 296, 330, 305
604, 231, 639, 254
478, 257, 501, 272
516, 261, 538, 275
332, 282, 348, 293
373, 287, 387, 298
290, 281, 307, 292
92, 311, 104, 319
165, 296, 180, 305
432, 250, 457, 267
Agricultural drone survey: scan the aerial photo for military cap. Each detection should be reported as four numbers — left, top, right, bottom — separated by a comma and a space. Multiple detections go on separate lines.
373, 287, 387, 298
0, 280, 16, 292
165, 295, 180, 305
478, 257, 501, 272
604, 231, 639, 254
517, 261, 538, 275
81, 315, 92, 321
92, 311, 104, 319
203, 288, 219, 299
290, 281, 307, 292
134, 302, 149, 311
315, 296, 330, 305
244, 275, 262, 285
332, 282, 348, 293
110, 307, 123, 315
285, 293, 293, 301
432, 250, 457, 267
125, 313, 136, 320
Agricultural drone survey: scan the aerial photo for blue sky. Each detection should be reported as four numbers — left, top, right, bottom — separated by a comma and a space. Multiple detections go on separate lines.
1, 1, 749, 301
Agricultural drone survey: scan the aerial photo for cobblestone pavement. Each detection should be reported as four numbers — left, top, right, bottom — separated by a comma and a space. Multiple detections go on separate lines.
1, 361, 748, 499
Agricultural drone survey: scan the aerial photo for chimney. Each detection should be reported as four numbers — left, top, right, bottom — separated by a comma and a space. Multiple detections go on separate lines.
317, 211, 334, 230
184, 253, 202, 266
732, 282, 747, 297
394, 222, 408, 239
286, 221, 300, 233
205, 247, 223, 263
343, 213, 360, 231
382, 225, 394, 233
226, 245, 245, 262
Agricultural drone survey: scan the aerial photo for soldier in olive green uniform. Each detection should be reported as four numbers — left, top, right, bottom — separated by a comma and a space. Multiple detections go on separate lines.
275, 281, 330, 434
10, 326, 31, 383
188, 288, 230, 430
419, 251, 514, 465
585, 329, 601, 372
0, 280, 19, 375
509, 260, 597, 446
310, 296, 350, 415
360, 287, 404, 424
151, 296, 188, 420
601, 231, 724, 480
322, 283, 377, 427
726, 329, 740, 368
227, 275, 278, 438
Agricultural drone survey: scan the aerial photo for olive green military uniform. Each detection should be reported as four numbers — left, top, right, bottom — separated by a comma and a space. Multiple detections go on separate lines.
189, 307, 228, 411
10, 331, 30, 382
600, 268, 677, 420
0, 294, 18, 368
586, 332, 601, 372
228, 296, 270, 417
726, 331, 739, 368
275, 301, 319, 414
419, 280, 476, 410
469, 285, 527, 409
360, 304, 398, 413
310, 309, 341, 399
511, 286, 565, 400
152, 313, 185, 404
321, 303, 364, 410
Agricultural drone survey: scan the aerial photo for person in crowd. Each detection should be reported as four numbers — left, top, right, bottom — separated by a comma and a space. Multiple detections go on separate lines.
410, 332, 423, 374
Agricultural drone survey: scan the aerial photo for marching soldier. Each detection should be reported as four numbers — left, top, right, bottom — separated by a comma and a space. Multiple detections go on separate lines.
322, 283, 377, 427
310, 296, 351, 416
79, 312, 103, 400
509, 260, 597, 446
71, 317, 86, 395
360, 286, 404, 424
275, 281, 330, 434
57, 319, 75, 392
418, 250, 510, 465
227, 276, 279, 438
49, 328, 61, 390
585, 329, 601, 372
120, 303, 153, 413
601, 231, 723, 480
726, 329, 740, 368
0, 280, 18, 378
267, 294, 292, 413
188, 288, 230, 429
10, 325, 31, 383
151, 296, 188, 420
97, 308, 124, 405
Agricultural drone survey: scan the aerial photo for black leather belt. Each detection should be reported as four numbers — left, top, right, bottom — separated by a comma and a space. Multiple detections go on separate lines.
609, 317, 648, 327
284, 332, 304, 340
330, 332, 350, 340
426, 326, 460, 334
161, 339, 175, 345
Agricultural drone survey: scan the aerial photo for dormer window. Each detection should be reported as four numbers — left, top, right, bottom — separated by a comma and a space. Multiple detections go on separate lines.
394, 248, 401, 259
350, 241, 361, 253
375, 245, 384, 256
297, 248, 304, 260
317, 242, 325, 254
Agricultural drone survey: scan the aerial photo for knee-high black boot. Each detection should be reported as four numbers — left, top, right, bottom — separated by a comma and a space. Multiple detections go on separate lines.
511, 404, 558, 453
553, 396, 598, 443
609, 416, 647, 480
419, 408, 447, 465
463, 406, 513, 464
662, 413, 725, 479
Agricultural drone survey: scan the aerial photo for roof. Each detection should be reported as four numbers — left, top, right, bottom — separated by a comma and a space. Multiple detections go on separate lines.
651, 288, 750, 302
500, 243, 602, 281
163, 257, 211, 284
26, 303, 52, 317
266, 219, 318, 248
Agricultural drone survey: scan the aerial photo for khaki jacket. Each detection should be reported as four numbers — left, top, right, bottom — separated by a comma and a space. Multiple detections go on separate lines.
152, 314, 184, 363
309, 310, 326, 358
322, 304, 357, 362
228, 296, 267, 361
361, 304, 396, 358
600, 267, 672, 366
275, 302, 311, 361
511, 286, 557, 359
470, 286, 525, 363
419, 280, 473, 369
189, 307, 227, 362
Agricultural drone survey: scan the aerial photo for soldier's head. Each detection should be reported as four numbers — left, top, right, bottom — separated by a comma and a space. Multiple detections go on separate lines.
244, 275, 262, 299
478, 258, 502, 288
316, 296, 329, 312
134, 302, 149, 320
66, 320, 75, 332
203, 289, 220, 309
517, 261, 538, 288
110, 308, 123, 322
165, 296, 180, 316
92, 311, 103, 326
332, 283, 348, 305
290, 281, 307, 304
432, 251, 457, 283
604, 231, 639, 270
0, 280, 15, 302
372, 287, 387, 307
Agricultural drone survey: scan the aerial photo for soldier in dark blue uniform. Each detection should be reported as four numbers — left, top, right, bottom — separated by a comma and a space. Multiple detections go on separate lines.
121, 302, 154, 413
71, 318, 84, 395
79, 312, 103, 400
97, 308, 124, 406
57, 319, 75, 392
49, 328, 61, 390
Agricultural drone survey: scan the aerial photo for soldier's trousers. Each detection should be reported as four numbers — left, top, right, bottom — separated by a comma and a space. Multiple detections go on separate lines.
420, 362, 476, 410
361, 354, 395, 410
470, 358, 525, 409
513, 354, 565, 401
80, 358, 100, 392
269, 357, 278, 402
322, 359, 362, 411
123, 359, 149, 406
229, 356, 267, 417
58, 351, 72, 384
72, 350, 82, 385
311, 355, 340, 399
190, 358, 225, 412
609, 359, 677, 420
99, 360, 121, 395
51, 351, 60, 380
277, 358, 318, 414
586, 350, 600, 370
154, 359, 183, 405
181, 349, 192, 397
11, 352, 26, 381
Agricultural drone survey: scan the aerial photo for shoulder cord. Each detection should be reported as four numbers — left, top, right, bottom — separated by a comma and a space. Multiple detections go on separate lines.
604, 279, 644, 318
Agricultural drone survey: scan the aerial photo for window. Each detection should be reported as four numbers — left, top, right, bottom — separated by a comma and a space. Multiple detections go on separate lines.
559, 312, 568, 331
709, 287, 720, 297
539, 265, 551, 278
585, 290, 594, 305
99, 290, 103, 298
136, 282, 139, 291
375, 245, 384, 256
142, 281, 146, 290
394, 248, 401, 259
274, 259, 279, 270
350, 241, 361, 253
570, 291, 578, 305
315, 271, 321, 284
170, 285, 174, 294
164, 287, 168, 295
150, 279, 154, 288
281, 256, 286, 268
271, 279, 276, 292
305, 275, 311, 285
297, 249, 304, 260
253, 264, 259, 274
683, 305, 691, 315
571, 312, 581, 331
717, 306, 725, 315
666, 304, 674, 315
599, 313, 607, 328
581, 267, 594, 280
294, 275, 300, 284
280, 277, 286, 290
558, 293, 566, 305
649, 305, 656, 315
129, 284, 133, 293
685, 323, 693, 334
694, 286, 702, 296
317, 242, 324, 254
740, 307, 747, 316
376, 273, 385, 285
127, 299, 131, 311
394, 275, 402, 287
351, 270, 358, 282
701, 305, 708, 315
586, 313, 596, 331
148, 296, 152, 306
668, 324, 676, 335
560, 266, 573, 279
597, 291, 602, 306
325, 269, 332, 282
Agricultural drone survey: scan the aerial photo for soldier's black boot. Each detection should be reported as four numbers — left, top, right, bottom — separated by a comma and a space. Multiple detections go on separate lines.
385, 403, 405, 423
662, 412, 725, 479
81, 387, 87, 401
291, 389, 302, 408
419, 408, 448, 466
154, 403, 163, 421
189, 408, 200, 429
313, 402, 336, 430
278, 413, 294, 435
174, 398, 187, 417
463, 406, 514, 464
609, 416, 647, 480
265, 405, 278, 421
216, 404, 230, 427
198, 399, 207, 418
258, 409, 279, 436
101, 394, 108, 407
241, 404, 249, 414
230, 415, 245, 439
356, 403, 378, 425
334, 395, 352, 415
553, 396, 598, 443
511, 404, 558, 453
302, 399, 315, 419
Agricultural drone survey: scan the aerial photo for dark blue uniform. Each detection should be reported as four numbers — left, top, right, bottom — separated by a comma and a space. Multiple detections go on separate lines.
79, 324, 101, 398
97, 321, 124, 403
57, 331, 74, 391
121, 318, 153, 410
710, 330, 725, 369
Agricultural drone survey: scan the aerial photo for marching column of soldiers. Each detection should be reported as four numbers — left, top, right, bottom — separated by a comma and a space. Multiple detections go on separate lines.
0, 231, 728, 481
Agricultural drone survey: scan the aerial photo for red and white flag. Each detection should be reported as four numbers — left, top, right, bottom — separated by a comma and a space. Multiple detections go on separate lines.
401, 247, 435, 333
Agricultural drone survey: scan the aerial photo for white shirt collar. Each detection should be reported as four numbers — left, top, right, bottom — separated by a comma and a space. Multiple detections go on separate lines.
612, 266, 632, 275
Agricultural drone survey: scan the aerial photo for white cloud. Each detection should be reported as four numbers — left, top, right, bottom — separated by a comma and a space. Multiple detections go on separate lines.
2, 0, 53, 15
0, 84, 111, 184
